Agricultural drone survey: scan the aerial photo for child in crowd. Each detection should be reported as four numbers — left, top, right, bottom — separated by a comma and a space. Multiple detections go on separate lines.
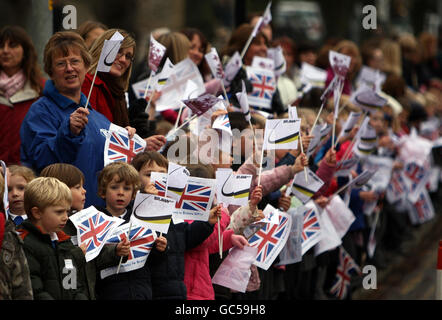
39, 163, 130, 300
0, 169, 33, 300
18, 177, 89, 300
7, 165, 35, 226
183, 163, 251, 300
95, 161, 167, 300
131, 151, 218, 299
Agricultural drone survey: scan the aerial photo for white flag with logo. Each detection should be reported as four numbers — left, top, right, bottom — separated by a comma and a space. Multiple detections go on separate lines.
223, 51, 243, 87
267, 46, 286, 77
263, 119, 300, 150
156, 58, 205, 111
235, 80, 251, 121
165, 162, 190, 202
131, 192, 175, 234
148, 34, 166, 73
289, 168, 324, 204
205, 47, 225, 80
97, 31, 124, 73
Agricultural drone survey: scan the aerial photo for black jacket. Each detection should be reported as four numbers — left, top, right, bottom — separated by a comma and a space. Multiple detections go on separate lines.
94, 206, 156, 300
147, 220, 214, 300
19, 221, 89, 300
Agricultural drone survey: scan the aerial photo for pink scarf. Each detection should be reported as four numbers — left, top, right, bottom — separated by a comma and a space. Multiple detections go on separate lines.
0, 70, 26, 100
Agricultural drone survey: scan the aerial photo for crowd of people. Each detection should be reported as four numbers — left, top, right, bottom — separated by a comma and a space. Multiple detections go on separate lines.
0, 9, 441, 301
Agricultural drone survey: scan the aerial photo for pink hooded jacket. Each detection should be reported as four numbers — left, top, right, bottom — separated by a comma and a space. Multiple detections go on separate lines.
184, 207, 233, 300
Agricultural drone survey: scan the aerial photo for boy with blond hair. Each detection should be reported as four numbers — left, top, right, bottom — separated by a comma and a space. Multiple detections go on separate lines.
18, 177, 89, 300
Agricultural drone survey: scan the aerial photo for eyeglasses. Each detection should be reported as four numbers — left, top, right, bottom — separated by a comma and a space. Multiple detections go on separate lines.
116, 50, 134, 62
54, 58, 82, 70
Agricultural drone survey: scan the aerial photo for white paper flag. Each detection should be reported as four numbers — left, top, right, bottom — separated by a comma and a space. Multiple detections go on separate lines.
267, 46, 286, 77
212, 246, 258, 293
216, 169, 252, 207
324, 195, 355, 239
249, 210, 292, 270
103, 123, 146, 166
276, 207, 303, 265
148, 34, 166, 73
131, 193, 175, 234
289, 168, 324, 204
299, 201, 323, 255
235, 80, 251, 121
314, 207, 342, 256
263, 119, 300, 150
97, 31, 124, 73
246, 65, 276, 110
69, 206, 125, 262
165, 162, 190, 202
100, 222, 156, 279
205, 47, 225, 80
173, 176, 216, 221
252, 56, 274, 71
155, 58, 205, 111
223, 51, 243, 87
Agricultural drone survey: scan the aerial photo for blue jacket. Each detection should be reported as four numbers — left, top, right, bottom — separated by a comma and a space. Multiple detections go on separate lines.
20, 80, 109, 208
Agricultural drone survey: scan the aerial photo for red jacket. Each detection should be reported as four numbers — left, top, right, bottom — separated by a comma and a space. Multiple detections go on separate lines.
184, 207, 233, 300
81, 73, 114, 122
0, 81, 41, 165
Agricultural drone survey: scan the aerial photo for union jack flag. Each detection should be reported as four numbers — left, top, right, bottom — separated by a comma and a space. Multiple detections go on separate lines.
154, 180, 166, 197
391, 171, 407, 194
77, 211, 120, 253
409, 190, 435, 225
301, 208, 321, 244
249, 214, 289, 267
404, 163, 426, 192
250, 72, 276, 100
106, 225, 156, 261
386, 170, 408, 204
176, 180, 213, 213
150, 172, 167, 197
218, 114, 230, 128
329, 246, 361, 299
106, 130, 145, 164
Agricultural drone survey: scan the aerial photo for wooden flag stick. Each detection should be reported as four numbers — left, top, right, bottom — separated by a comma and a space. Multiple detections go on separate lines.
298, 127, 309, 183
174, 103, 184, 129
310, 99, 326, 133
218, 215, 222, 259
84, 69, 98, 108
143, 73, 154, 114
241, 34, 255, 60
257, 145, 265, 186
340, 111, 368, 162
220, 81, 229, 104
331, 117, 337, 150
166, 114, 198, 139
116, 221, 132, 274
248, 118, 259, 159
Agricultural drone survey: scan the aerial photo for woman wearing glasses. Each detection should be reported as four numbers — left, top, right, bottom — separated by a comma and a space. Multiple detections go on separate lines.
20, 31, 165, 208
82, 29, 135, 127
83, 28, 159, 139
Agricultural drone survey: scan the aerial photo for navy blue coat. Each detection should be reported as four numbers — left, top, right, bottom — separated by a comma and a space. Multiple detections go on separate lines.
148, 220, 214, 300
20, 80, 110, 208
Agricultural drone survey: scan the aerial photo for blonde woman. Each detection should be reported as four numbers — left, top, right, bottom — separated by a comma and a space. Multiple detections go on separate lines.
82, 28, 136, 127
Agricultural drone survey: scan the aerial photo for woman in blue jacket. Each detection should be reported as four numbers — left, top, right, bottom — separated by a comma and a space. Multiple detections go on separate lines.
20, 31, 165, 208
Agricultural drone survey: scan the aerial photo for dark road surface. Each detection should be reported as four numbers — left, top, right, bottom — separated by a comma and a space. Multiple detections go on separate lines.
354, 208, 442, 300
